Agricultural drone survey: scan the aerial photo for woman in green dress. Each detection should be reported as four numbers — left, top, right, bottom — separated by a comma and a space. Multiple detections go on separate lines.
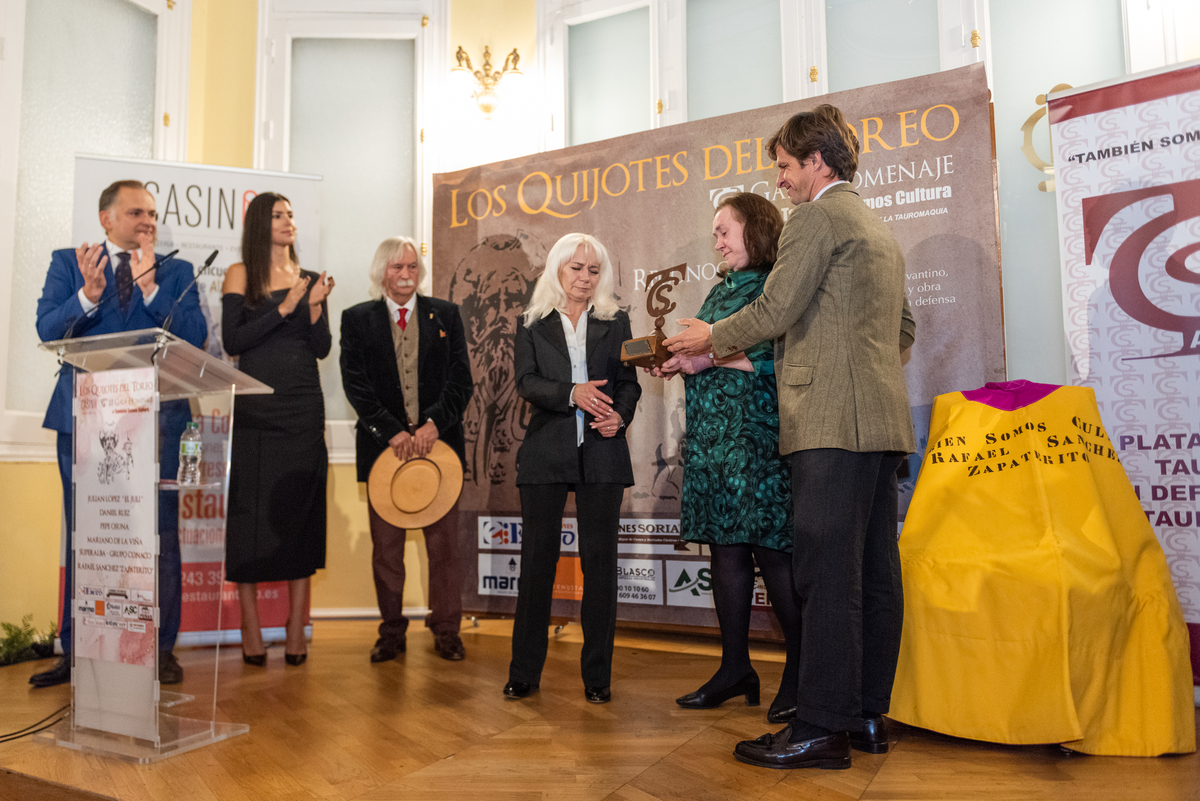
655, 192, 800, 723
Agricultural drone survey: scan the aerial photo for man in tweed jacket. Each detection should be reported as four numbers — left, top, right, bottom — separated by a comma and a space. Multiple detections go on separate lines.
666, 105, 915, 770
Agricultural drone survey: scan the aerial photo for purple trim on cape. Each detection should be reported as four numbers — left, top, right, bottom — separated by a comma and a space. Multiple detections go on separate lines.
960, 380, 1062, 411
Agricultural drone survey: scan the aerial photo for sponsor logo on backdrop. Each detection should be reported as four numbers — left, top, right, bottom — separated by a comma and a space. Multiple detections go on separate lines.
616, 518, 700, 556
617, 559, 663, 605
478, 553, 521, 596
1081, 179, 1200, 358
665, 560, 714, 609
478, 516, 579, 552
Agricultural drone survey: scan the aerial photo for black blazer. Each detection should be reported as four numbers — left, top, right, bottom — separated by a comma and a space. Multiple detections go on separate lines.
515, 309, 641, 486
340, 296, 474, 482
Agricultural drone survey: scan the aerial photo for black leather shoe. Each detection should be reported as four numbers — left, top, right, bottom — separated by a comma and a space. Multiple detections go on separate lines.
849, 715, 889, 754
734, 724, 851, 770
766, 698, 796, 724
503, 681, 538, 699
242, 651, 266, 667
159, 651, 184, 684
29, 657, 70, 688
284, 652, 307, 666
370, 640, 405, 663
676, 670, 759, 709
584, 686, 611, 704
434, 633, 466, 661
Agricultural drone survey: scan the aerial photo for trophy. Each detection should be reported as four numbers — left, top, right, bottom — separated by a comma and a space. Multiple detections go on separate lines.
621, 264, 686, 368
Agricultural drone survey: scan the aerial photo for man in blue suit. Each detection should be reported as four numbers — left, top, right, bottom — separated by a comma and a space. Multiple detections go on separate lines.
30, 179, 207, 688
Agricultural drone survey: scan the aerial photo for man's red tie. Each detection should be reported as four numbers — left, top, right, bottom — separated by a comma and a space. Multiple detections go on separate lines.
397, 308, 408, 330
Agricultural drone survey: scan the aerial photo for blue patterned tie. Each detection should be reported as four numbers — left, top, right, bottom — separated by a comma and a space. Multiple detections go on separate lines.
115, 251, 133, 315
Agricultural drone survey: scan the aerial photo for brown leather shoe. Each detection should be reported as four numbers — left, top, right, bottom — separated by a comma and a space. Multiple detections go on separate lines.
370, 639, 405, 663
734, 724, 851, 770
849, 715, 889, 754
433, 633, 465, 661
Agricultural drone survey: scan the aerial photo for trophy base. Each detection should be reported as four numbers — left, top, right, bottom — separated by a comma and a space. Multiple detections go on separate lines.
621, 331, 669, 369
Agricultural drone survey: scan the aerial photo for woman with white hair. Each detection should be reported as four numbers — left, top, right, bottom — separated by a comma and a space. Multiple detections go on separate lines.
503, 233, 641, 704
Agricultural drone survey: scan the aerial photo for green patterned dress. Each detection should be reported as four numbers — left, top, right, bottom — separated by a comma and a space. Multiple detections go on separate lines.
681, 267, 792, 550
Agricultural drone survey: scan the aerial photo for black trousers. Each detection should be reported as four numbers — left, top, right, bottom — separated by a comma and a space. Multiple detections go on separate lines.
789, 448, 905, 733
508, 482, 625, 687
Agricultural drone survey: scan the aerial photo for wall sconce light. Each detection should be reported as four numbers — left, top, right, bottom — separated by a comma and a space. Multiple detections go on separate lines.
451, 45, 523, 118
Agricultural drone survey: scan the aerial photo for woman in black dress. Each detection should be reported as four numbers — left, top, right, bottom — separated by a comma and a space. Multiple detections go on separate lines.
222, 191, 333, 666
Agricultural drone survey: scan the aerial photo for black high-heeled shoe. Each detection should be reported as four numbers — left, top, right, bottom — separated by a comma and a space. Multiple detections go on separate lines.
767, 696, 796, 723
676, 670, 760, 708
284, 652, 307, 666
242, 651, 266, 667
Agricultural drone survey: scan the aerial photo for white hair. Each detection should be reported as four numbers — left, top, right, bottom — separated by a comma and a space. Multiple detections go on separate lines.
368, 236, 426, 300
522, 233, 620, 326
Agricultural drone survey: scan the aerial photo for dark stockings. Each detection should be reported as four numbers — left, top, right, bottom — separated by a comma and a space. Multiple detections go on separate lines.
705, 543, 802, 708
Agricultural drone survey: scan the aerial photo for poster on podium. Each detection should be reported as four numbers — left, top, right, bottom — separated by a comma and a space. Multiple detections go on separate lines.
72, 365, 158, 738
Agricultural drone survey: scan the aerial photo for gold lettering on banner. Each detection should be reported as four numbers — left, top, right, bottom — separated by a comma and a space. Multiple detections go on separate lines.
449, 189, 469, 228
555, 173, 580, 206
898, 110, 919, 148
602, 163, 631, 197
629, 158, 653, 191
467, 189, 492, 220
735, 139, 757, 174
755, 138, 773, 171
519, 172, 581, 218
860, 104, 962, 153
673, 151, 690, 184
921, 105, 960, 141
493, 186, 508, 216
861, 118, 894, 153
704, 145, 732, 180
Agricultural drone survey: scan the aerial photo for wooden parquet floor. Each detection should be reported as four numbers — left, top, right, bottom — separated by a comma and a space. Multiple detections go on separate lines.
1, 619, 1197, 801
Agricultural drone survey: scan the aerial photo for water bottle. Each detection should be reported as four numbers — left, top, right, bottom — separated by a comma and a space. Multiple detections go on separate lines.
177, 422, 202, 485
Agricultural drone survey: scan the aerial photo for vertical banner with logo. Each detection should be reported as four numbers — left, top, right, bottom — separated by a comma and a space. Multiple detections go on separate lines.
437, 64, 1003, 632
70, 157, 321, 642
1048, 60, 1200, 682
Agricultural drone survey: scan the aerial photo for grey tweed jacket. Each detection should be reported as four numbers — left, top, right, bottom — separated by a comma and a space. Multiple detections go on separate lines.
711, 182, 916, 456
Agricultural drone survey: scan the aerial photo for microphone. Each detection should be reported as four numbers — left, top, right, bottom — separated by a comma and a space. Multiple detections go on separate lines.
162, 250, 219, 335
63, 248, 180, 340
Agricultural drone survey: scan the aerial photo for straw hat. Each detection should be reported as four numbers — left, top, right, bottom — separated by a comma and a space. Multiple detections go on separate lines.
367, 440, 464, 529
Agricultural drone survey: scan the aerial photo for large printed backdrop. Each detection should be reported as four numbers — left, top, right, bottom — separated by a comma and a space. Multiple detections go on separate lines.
1049, 61, 1200, 680
433, 64, 1003, 629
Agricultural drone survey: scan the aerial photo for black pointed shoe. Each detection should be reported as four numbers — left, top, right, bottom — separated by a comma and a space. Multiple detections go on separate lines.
849, 715, 889, 754
584, 685, 611, 704
675, 670, 760, 709
29, 657, 71, 688
734, 724, 851, 770
503, 681, 539, 699
766, 697, 796, 724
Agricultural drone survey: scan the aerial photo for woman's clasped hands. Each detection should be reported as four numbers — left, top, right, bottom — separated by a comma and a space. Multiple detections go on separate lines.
575, 379, 623, 438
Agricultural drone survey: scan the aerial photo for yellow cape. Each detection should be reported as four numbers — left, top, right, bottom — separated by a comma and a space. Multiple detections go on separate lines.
890, 384, 1194, 756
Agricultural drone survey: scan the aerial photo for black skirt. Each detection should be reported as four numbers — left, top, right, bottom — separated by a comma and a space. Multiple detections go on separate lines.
225, 392, 327, 583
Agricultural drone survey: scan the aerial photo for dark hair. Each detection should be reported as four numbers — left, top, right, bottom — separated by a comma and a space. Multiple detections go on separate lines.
241, 191, 298, 306
98, 180, 145, 212
716, 192, 784, 275
767, 104, 860, 182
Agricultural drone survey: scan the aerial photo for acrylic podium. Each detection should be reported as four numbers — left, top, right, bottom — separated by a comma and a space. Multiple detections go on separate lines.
35, 328, 271, 763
